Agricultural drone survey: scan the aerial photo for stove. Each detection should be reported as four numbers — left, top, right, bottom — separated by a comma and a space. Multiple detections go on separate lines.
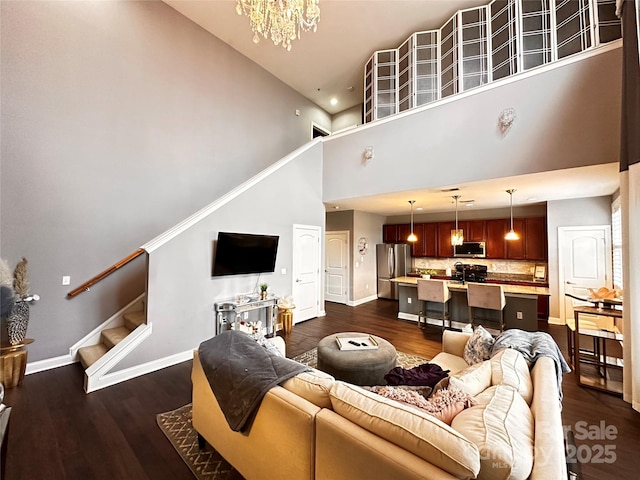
451, 263, 488, 283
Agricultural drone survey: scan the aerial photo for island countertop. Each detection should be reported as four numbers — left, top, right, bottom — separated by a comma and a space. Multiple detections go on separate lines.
391, 276, 550, 296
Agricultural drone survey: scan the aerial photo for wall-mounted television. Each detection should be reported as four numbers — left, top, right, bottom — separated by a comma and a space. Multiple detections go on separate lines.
212, 232, 279, 276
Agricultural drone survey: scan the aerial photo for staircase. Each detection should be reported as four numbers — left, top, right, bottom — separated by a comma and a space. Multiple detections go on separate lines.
77, 311, 146, 369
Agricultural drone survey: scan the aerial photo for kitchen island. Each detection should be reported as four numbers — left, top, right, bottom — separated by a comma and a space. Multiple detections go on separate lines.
391, 276, 550, 332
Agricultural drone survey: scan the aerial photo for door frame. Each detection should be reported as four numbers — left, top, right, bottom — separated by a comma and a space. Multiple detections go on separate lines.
324, 230, 350, 304
557, 225, 612, 324
292, 224, 323, 322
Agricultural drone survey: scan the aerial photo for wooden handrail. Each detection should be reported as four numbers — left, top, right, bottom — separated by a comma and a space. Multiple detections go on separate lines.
67, 249, 145, 298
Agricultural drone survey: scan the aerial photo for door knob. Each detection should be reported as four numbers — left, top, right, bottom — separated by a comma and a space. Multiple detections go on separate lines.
296, 278, 302, 283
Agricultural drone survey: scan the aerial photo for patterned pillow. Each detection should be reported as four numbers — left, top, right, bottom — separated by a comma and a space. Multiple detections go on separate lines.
463, 325, 495, 365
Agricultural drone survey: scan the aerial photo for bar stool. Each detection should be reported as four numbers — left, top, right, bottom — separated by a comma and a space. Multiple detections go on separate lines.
467, 283, 506, 332
416, 279, 451, 332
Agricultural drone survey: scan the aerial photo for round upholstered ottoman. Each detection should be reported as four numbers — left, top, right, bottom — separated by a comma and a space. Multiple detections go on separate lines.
317, 332, 397, 386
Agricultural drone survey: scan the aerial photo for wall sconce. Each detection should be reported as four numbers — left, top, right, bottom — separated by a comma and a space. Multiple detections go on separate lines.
363, 146, 374, 165
498, 108, 516, 133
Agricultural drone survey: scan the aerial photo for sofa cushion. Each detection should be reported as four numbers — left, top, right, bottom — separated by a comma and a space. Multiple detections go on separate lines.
463, 325, 495, 365
449, 360, 492, 397
452, 385, 534, 480
330, 381, 480, 479
490, 348, 533, 405
281, 368, 335, 409
430, 351, 470, 375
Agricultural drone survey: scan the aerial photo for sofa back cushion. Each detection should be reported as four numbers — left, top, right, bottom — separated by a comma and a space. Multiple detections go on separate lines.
330, 381, 480, 479
281, 368, 335, 409
452, 384, 534, 480
490, 348, 533, 405
449, 360, 492, 397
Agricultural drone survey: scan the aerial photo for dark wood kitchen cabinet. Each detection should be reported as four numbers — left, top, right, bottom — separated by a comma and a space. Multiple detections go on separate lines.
437, 221, 455, 258
524, 217, 547, 260
485, 218, 508, 259
383, 224, 398, 243
458, 220, 486, 242
506, 218, 526, 260
412, 223, 437, 257
398, 224, 411, 243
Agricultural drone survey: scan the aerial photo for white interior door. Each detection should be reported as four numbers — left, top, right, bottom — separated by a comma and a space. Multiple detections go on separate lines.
292, 225, 321, 323
325, 231, 348, 304
559, 226, 612, 323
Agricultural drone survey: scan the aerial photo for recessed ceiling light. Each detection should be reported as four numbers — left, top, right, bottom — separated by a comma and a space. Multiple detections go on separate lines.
330, 98, 338, 106
333, 205, 340, 209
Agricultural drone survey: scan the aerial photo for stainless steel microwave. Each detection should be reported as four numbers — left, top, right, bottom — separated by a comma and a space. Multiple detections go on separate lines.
454, 242, 486, 258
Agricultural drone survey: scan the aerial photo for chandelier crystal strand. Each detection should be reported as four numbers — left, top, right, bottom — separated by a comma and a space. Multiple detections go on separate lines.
236, 0, 320, 51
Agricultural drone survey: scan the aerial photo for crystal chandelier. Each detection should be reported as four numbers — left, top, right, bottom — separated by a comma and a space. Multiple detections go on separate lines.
236, 0, 321, 51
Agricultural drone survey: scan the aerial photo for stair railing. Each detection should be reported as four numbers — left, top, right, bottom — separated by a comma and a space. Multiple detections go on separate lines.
67, 248, 145, 298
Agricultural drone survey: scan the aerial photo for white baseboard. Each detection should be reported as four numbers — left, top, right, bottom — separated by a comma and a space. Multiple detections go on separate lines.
85, 349, 193, 393
348, 295, 377, 307
26, 354, 76, 375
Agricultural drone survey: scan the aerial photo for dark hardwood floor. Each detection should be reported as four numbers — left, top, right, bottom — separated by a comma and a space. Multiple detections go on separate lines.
3, 299, 639, 479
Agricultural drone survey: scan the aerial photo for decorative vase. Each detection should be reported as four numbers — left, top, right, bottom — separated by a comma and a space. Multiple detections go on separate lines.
7, 301, 29, 345
260, 290, 267, 300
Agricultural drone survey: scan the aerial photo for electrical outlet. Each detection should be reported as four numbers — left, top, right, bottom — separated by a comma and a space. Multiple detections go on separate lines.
243, 312, 249, 320
517, 311, 523, 320
408, 297, 412, 304
62, 276, 70, 286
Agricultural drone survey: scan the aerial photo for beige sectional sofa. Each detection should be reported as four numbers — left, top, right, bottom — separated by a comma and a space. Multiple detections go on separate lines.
191, 331, 567, 480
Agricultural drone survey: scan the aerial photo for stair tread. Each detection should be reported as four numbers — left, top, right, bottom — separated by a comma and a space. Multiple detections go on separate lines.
78, 343, 109, 369
124, 311, 146, 330
102, 326, 132, 349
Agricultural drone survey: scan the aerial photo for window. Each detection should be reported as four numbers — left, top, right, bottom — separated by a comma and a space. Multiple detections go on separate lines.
611, 197, 623, 289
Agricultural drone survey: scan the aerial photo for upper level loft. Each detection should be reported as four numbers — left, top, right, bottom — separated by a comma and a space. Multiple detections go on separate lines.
364, 0, 621, 123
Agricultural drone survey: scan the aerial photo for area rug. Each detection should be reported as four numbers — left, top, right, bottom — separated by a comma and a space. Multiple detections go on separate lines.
157, 348, 430, 480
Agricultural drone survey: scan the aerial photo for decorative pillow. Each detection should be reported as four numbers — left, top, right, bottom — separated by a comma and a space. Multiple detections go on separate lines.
364, 385, 470, 425
490, 348, 534, 405
463, 325, 495, 365
449, 360, 492, 397
330, 381, 481, 479
421, 387, 473, 425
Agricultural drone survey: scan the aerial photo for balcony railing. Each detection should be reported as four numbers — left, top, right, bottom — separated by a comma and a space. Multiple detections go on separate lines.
364, 0, 621, 123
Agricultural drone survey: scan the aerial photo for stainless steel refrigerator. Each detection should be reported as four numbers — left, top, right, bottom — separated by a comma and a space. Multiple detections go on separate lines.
376, 243, 411, 300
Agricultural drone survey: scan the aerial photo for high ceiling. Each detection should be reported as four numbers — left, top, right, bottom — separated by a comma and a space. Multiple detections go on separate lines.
164, 0, 621, 216
163, 0, 487, 114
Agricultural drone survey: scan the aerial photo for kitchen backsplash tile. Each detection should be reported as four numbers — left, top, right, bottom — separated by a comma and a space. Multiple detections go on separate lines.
413, 258, 546, 279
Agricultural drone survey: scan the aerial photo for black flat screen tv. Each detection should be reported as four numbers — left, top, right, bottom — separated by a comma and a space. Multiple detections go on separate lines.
212, 232, 279, 276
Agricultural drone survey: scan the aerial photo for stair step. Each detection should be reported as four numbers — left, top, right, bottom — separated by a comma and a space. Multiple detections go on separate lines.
78, 343, 109, 369
101, 326, 132, 349
124, 311, 146, 331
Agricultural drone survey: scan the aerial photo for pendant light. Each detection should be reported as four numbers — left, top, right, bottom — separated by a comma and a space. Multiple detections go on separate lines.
407, 200, 417, 242
451, 195, 464, 246
505, 189, 520, 240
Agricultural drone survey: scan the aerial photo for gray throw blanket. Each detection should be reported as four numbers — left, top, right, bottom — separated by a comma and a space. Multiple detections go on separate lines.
198, 330, 310, 432
491, 329, 571, 401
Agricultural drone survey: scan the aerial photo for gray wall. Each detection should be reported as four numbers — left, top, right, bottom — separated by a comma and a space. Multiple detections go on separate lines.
322, 46, 622, 204
115, 144, 324, 371
332, 104, 363, 133
352, 211, 384, 301
325, 210, 384, 304
0, 1, 330, 361
547, 196, 612, 320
